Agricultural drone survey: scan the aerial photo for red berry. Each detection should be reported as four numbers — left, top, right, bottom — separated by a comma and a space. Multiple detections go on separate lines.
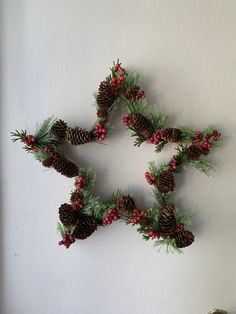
111, 77, 117, 85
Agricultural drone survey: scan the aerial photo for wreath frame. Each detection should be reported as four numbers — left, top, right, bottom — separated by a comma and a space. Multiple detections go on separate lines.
11, 60, 223, 253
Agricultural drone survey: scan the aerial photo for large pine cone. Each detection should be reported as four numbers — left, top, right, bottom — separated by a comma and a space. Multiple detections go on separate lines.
97, 81, 116, 111
156, 171, 175, 193
59, 203, 78, 227
117, 196, 135, 213
70, 191, 83, 204
52, 156, 79, 178
65, 127, 91, 145
186, 144, 202, 160
51, 119, 68, 139
160, 128, 182, 143
158, 203, 177, 237
131, 113, 153, 139
73, 215, 97, 240
174, 230, 195, 248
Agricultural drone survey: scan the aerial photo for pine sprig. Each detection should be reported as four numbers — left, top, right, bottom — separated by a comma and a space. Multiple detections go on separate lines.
179, 126, 195, 143
147, 110, 168, 131
11, 129, 27, 143
152, 186, 172, 207
154, 238, 183, 254
77, 168, 96, 190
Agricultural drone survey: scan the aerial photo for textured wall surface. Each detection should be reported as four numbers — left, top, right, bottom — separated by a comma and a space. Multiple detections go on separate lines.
1, 1, 236, 314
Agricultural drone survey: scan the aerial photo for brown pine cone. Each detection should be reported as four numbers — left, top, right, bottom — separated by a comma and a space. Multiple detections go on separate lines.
97, 109, 108, 120
174, 230, 195, 248
42, 157, 53, 168
70, 191, 83, 204
97, 81, 116, 111
65, 127, 91, 145
158, 203, 177, 237
125, 85, 140, 102
59, 203, 78, 227
51, 119, 68, 139
117, 196, 135, 213
131, 113, 153, 139
52, 156, 79, 178
156, 171, 175, 193
186, 144, 203, 160
73, 215, 97, 240
160, 128, 182, 143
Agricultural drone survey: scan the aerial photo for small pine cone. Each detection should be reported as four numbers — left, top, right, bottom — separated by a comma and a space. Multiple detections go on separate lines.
51, 119, 68, 139
174, 230, 195, 248
59, 203, 78, 227
131, 113, 153, 139
158, 203, 177, 237
139, 218, 149, 228
160, 128, 182, 143
97, 81, 116, 111
186, 144, 203, 160
201, 147, 210, 156
73, 215, 97, 240
117, 196, 135, 213
156, 171, 175, 193
97, 109, 108, 120
65, 127, 91, 145
70, 191, 83, 204
42, 157, 53, 168
52, 156, 79, 178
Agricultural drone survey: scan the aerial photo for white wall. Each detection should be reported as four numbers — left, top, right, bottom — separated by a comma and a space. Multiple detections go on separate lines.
1, 1, 236, 314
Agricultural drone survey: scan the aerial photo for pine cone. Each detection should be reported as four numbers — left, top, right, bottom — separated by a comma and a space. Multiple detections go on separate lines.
97, 81, 116, 111
174, 230, 195, 248
131, 113, 153, 139
73, 215, 97, 240
158, 203, 177, 237
160, 128, 182, 143
156, 171, 175, 193
52, 156, 79, 178
186, 144, 202, 160
42, 157, 53, 168
59, 203, 78, 227
97, 109, 108, 120
117, 196, 135, 213
65, 127, 91, 145
70, 191, 83, 204
51, 119, 68, 139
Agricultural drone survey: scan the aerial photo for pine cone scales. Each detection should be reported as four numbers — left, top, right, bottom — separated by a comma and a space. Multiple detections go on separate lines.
156, 171, 175, 193
117, 196, 135, 213
70, 191, 83, 204
174, 230, 195, 248
51, 119, 68, 139
59, 203, 78, 227
42, 157, 53, 168
158, 203, 177, 237
160, 128, 182, 143
131, 113, 153, 139
73, 215, 97, 240
186, 144, 202, 160
65, 127, 91, 145
52, 156, 79, 178
97, 81, 116, 111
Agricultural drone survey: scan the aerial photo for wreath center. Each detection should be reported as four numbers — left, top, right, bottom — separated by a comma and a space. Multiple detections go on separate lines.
11, 60, 224, 253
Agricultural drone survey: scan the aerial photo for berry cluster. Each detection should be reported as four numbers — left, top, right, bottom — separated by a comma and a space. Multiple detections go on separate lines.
145, 171, 156, 185
148, 130, 162, 145
75, 176, 86, 190
146, 230, 160, 239
58, 232, 75, 249
93, 124, 107, 141
176, 223, 184, 231
24, 134, 37, 149
103, 208, 119, 224
122, 115, 133, 126
129, 209, 147, 224
169, 156, 180, 171
44, 146, 57, 158
125, 85, 145, 102
72, 201, 84, 211
111, 62, 126, 97
194, 129, 221, 151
